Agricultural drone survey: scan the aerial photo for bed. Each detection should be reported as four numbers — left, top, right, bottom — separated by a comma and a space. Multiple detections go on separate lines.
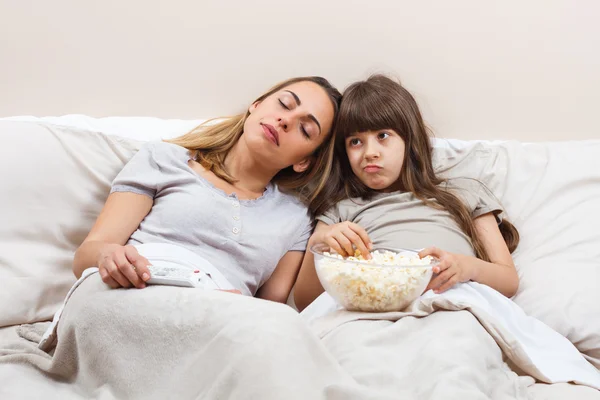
0, 117, 599, 399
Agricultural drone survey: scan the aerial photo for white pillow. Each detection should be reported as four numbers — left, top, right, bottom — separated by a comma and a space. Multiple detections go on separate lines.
434, 140, 600, 369
0, 121, 142, 327
0, 114, 204, 141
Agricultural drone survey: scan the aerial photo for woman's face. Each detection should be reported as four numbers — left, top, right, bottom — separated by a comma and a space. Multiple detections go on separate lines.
244, 81, 335, 173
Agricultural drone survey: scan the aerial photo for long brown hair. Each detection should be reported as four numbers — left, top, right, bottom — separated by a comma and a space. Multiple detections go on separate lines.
167, 76, 342, 216
329, 75, 519, 260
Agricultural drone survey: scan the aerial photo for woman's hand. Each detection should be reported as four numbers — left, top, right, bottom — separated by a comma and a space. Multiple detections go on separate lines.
318, 221, 372, 259
97, 244, 151, 289
419, 247, 475, 294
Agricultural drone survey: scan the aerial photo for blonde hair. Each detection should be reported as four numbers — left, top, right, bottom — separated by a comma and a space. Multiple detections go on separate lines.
167, 76, 342, 216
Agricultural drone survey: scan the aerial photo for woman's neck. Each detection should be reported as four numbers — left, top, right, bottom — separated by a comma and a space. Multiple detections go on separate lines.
224, 141, 277, 195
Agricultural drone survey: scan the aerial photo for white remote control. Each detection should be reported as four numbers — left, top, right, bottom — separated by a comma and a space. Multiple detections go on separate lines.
146, 265, 209, 288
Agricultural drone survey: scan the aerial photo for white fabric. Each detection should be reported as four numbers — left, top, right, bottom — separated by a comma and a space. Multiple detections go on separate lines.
302, 282, 600, 389
0, 114, 204, 141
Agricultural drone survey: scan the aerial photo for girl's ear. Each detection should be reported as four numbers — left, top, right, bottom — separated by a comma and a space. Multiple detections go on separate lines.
292, 158, 312, 173
248, 101, 260, 114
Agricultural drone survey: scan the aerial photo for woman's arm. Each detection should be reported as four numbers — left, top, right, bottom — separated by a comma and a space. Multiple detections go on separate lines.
422, 212, 519, 297
73, 192, 153, 285
293, 222, 329, 311
255, 251, 305, 303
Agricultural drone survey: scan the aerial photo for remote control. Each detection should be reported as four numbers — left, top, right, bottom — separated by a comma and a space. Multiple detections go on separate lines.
146, 264, 209, 288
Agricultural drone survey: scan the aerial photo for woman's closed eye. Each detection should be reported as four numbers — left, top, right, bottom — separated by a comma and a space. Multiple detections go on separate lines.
278, 99, 290, 110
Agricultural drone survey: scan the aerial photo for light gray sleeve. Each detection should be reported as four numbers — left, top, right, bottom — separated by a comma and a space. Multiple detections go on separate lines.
110, 143, 162, 198
288, 211, 314, 252
316, 204, 342, 226
473, 182, 504, 222
446, 178, 504, 222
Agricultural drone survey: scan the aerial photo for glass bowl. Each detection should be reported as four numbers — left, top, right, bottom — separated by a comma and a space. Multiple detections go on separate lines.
310, 243, 436, 312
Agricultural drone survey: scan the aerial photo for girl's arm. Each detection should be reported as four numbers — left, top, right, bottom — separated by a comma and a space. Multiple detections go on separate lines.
255, 251, 305, 303
421, 212, 519, 297
73, 192, 153, 287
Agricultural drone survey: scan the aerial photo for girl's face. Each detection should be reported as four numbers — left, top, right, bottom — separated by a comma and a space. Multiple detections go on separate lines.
244, 81, 335, 173
345, 129, 406, 191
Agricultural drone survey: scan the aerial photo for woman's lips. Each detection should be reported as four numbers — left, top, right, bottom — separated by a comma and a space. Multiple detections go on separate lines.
261, 124, 279, 146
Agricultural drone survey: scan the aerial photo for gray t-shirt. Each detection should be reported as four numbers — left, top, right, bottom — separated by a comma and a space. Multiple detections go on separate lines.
317, 179, 502, 257
110, 142, 313, 296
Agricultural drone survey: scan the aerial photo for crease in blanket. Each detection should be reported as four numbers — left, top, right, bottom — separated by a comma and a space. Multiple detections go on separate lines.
302, 281, 600, 391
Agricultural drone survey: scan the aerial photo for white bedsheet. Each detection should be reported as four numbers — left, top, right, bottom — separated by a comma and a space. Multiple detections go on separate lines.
302, 282, 600, 389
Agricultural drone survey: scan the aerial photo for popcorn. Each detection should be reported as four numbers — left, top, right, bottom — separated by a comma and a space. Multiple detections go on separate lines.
316, 249, 434, 312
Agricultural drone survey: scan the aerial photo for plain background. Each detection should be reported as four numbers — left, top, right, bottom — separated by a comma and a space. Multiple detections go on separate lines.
1, 0, 598, 141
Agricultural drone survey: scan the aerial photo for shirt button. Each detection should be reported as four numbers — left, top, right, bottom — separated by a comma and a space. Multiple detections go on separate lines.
233, 215, 240, 220
232, 227, 240, 234
232, 202, 240, 208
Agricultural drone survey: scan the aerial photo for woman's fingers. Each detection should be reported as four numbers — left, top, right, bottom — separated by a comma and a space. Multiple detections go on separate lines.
114, 252, 145, 289
105, 260, 131, 288
124, 246, 152, 282
99, 267, 121, 289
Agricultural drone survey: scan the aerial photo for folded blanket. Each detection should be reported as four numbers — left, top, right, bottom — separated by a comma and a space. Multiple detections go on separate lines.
302, 281, 600, 390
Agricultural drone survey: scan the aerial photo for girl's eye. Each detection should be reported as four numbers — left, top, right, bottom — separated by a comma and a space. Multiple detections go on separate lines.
348, 138, 361, 146
378, 131, 390, 140
278, 100, 290, 110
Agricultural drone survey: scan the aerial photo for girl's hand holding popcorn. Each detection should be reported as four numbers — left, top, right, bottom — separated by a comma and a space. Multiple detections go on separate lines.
419, 247, 476, 294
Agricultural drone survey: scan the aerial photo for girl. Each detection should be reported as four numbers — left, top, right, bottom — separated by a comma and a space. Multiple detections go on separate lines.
294, 74, 520, 311
73, 76, 342, 304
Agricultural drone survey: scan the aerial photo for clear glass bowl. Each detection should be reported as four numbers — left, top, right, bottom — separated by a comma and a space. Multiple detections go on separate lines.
310, 243, 436, 312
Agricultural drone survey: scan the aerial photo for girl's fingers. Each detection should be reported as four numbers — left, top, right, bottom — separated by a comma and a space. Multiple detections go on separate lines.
348, 224, 373, 251
419, 246, 443, 259
427, 268, 455, 292
432, 258, 451, 274
334, 233, 355, 257
435, 275, 459, 294
344, 228, 371, 259
325, 237, 346, 257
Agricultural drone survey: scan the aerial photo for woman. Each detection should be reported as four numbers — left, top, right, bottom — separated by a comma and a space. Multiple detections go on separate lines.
73, 76, 342, 304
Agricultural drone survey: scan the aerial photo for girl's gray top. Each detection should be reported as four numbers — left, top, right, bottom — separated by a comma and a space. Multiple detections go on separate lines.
317, 179, 503, 257
110, 142, 313, 296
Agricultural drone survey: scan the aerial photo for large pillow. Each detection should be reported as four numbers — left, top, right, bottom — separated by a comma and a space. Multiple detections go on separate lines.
433, 139, 600, 369
0, 121, 142, 327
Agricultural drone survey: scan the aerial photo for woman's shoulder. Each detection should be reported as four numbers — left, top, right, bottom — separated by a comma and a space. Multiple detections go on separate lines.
140, 141, 192, 165
270, 186, 311, 216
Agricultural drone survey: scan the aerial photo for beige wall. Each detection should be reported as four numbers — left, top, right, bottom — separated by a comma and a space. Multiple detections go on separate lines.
0, 0, 598, 141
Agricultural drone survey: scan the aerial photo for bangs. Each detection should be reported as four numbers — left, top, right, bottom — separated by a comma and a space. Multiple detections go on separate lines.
336, 83, 401, 138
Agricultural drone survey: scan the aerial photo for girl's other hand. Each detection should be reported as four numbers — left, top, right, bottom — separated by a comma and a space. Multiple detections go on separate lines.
419, 247, 475, 294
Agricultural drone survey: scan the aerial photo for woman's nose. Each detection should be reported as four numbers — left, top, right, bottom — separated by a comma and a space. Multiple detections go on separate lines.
277, 117, 288, 131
